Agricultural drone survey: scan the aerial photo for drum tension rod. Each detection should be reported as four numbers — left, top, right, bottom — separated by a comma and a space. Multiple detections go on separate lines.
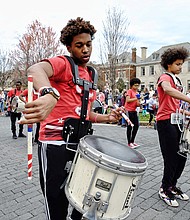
82, 192, 101, 220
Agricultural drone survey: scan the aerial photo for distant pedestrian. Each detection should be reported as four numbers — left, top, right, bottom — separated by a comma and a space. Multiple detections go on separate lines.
0, 89, 5, 115
147, 93, 158, 127
124, 78, 141, 148
121, 90, 127, 127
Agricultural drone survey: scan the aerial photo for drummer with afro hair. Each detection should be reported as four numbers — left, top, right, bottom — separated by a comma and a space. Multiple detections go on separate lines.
157, 47, 190, 207
20, 17, 123, 220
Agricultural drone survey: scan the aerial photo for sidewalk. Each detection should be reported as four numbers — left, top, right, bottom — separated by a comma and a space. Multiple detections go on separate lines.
0, 116, 190, 220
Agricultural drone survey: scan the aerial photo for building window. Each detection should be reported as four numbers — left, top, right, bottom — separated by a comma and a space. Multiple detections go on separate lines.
141, 84, 145, 91
105, 71, 109, 81
149, 83, 154, 90
152, 53, 159, 60
188, 61, 190, 72
187, 80, 190, 91
120, 71, 124, 78
141, 67, 145, 76
150, 66, 154, 75
117, 69, 124, 78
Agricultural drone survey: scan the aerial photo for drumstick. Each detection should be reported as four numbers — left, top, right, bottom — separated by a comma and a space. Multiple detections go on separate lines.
121, 112, 134, 127
114, 104, 134, 127
27, 75, 33, 180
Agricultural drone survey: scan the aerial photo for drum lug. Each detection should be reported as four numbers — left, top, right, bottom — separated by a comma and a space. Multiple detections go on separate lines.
97, 201, 109, 213
83, 193, 109, 214
64, 161, 72, 173
83, 193, 94, 207
82, 192, 102, 220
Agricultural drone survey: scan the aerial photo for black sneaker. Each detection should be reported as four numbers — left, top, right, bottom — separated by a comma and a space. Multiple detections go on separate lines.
18, 133, 26, 137
12, 134, 17, 139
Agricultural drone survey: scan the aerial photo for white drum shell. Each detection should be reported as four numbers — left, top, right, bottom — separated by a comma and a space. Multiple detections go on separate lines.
11, 96, 25, 113
65, 135, 148, 219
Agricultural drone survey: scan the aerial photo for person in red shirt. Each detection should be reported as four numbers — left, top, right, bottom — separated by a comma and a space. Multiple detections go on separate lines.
7, 81, 26, 139
157, 47, 190, 207
124, 78, 141, 148
19, 17, 123, 220
19, 89, 40, 143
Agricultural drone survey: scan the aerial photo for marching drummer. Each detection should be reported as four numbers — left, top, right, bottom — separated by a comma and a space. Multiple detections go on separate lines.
7, 81, 26, 139
19, 17, 123, 220
157, 47, 190, 207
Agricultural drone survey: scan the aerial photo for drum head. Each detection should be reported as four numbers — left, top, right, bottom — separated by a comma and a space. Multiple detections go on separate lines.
79, 135, 147, 174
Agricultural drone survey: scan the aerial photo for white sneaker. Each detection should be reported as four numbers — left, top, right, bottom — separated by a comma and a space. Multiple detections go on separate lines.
128, 143, 137, 149
171, 186, 189, 201
132, 143, 140, 147
159, 188, 179, 207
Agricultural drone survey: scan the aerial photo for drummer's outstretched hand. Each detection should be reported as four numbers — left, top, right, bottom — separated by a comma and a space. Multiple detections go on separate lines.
109, 106, 125, 122
19, 95, 57, 124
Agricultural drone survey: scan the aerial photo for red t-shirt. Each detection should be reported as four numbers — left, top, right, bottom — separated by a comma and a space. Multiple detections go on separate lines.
156, 74, 180, 121
124, 89, 138, 111
22, 89, 39, 102
8, 88, 23, 97
39, 56, 96, 141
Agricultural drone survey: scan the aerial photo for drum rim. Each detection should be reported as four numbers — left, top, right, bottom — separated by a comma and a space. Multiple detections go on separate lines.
79, 135, 148, 174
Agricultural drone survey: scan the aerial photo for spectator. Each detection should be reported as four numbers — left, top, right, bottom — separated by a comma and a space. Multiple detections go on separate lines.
147, 93, 158, 127
0, 89, 5, 115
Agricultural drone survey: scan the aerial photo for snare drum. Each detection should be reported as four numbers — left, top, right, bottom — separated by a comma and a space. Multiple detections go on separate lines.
65, 135, 148, 219
11, 96, 25, 113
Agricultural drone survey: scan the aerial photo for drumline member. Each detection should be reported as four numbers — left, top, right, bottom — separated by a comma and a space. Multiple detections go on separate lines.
7, 81, 26, 139
124, 78, 141, 148
157, 47, 190, 207
19, 17, 122, 220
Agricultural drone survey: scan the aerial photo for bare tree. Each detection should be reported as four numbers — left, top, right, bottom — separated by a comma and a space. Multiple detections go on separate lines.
9, 20, 65, 86
0, 50, 12, 89
100, 7, 135, 92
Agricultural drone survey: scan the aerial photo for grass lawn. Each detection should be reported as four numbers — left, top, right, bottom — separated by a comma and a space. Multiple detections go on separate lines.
139, 112, 149, 122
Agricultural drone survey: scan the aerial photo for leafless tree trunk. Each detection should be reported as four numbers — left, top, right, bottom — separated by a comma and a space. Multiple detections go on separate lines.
0, 50, 12, 89
99, 7, 135, 93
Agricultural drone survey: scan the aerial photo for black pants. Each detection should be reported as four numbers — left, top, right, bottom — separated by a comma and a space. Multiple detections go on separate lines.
157, 120, 187, 191
34, 122, 40, 142
148, 109, 154, 124
10, 111, 23, 135
38, 142, 82, 220
126, 111, 139, 144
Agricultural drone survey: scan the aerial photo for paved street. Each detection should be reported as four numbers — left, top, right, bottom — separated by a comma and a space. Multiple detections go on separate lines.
0, 115, 190, 220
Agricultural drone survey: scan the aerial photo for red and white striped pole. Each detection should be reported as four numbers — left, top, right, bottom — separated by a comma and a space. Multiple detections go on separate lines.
27, 75, 33, 180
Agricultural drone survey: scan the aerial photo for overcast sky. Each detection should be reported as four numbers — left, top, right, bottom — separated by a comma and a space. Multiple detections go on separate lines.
1, 0, 190, 62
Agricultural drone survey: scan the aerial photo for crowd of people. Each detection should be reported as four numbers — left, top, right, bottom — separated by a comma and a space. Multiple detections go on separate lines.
94, 84, 159, 129
1, 17, 190, 219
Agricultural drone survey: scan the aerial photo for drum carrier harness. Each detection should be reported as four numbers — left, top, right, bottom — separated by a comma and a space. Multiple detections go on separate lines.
62, 56, 98, 143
